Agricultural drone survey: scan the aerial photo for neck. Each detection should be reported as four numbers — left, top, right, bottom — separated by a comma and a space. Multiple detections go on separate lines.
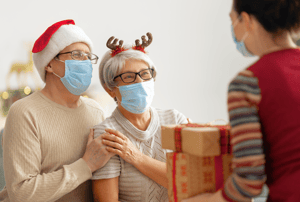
256, 31, 298, 57
41, 77, 81, 109
118, 104, 151, 131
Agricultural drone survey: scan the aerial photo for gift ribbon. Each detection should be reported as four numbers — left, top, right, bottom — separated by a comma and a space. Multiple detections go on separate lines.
173, 153, 178, 202
215, 155, 224, 190
219, 125, 231, 155
174, 126, 183, 152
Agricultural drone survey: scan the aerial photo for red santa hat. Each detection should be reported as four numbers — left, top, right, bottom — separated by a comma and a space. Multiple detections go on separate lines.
32, 19, 93, 82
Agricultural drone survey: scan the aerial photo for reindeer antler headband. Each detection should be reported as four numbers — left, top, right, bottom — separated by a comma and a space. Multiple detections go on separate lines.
106, 32, 153, 57
133, 32, 152, 53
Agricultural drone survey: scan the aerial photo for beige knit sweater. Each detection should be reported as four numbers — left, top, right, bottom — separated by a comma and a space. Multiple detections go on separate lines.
0, 91, 105, 202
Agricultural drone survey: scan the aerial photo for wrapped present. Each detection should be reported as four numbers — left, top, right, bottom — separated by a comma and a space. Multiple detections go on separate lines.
161, 123, 233, 202
167, 152, 233, 202
161, 123, 232, 155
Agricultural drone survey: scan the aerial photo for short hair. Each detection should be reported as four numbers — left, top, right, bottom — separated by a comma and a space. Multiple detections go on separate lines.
99, 44, 157, 91
234, 0, 300, 33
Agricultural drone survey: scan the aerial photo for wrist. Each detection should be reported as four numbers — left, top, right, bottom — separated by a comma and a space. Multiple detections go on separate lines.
82, 157, 95, 173
132, 151, 145, 168
219, 189, 231, 202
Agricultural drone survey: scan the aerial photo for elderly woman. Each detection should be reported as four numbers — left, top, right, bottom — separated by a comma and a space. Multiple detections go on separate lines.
91, 33, 188, 202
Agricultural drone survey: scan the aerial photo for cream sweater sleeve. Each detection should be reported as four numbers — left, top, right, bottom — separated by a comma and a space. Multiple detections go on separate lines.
2, 103, 92, 202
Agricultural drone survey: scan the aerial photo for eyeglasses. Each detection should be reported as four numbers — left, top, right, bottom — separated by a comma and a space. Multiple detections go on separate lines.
114, 68, 155, 83
56, 50, 99, 64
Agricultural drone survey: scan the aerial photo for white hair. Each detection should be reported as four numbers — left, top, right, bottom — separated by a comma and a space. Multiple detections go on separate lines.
99, 44, 157, 90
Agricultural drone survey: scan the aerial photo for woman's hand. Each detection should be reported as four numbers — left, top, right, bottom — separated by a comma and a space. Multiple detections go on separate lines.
181, 190, 228, 202
101, 128, 143, 166
102, 128, 169, 187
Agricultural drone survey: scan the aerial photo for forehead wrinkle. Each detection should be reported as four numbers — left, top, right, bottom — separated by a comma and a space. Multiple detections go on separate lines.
120, 60, 149, 74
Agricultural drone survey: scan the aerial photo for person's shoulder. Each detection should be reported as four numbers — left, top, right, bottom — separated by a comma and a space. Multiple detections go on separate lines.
93, 113, 117, 136
93, 117, 116, 138
229, 69, 260, 93
247, 52, 280, 75
94, 115, 115, 127
153, 107, 187, 124
81, 97, 106, 117
8, 91, 46, 116
82, 97, 104, 111
235, 69, 257, 81
155, 107, 181, 116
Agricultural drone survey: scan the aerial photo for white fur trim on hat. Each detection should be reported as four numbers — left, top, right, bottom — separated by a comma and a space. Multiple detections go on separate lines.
33, 24, 93, 82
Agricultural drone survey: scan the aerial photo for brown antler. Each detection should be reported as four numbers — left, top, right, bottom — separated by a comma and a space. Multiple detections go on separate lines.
106, 36, 124, 50
135, 32, 153, 48
135, 39, 141, 47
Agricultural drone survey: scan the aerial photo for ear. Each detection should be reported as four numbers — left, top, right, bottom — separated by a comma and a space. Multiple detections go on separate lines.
103, 83, 116, 99
45, 65, 53, 73
240, 11, 254, 32
45, 60, 54, 73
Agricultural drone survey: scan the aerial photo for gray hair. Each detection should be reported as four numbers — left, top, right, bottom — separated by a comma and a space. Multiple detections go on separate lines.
99, 44, 157, 91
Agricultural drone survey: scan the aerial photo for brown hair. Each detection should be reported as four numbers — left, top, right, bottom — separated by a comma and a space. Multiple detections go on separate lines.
234, 0, 300, 33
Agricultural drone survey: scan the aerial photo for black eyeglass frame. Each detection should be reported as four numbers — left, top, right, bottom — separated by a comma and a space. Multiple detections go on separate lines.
113, 68, 155, 83
55, 50, 99, 64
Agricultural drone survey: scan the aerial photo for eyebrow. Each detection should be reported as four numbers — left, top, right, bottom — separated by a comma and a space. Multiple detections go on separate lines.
71, 49, 91, 53
118, 68, 151, 75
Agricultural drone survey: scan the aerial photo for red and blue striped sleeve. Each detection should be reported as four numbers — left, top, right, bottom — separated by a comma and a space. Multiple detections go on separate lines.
221, 70, 267, 202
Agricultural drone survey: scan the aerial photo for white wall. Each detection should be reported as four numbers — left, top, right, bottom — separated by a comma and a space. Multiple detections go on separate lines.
0, 0, 257, 122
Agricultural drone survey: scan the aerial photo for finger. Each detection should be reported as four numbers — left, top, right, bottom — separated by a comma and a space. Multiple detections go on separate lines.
95, 132, 110, 141
106, 146, 122, 156
102, 139, 123, 150
105, 128, 126, 140
102, 133, 124, 144
87, 128, 94, 144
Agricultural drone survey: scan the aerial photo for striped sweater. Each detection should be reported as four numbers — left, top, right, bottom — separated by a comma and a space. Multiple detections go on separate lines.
222, 48, 300, 202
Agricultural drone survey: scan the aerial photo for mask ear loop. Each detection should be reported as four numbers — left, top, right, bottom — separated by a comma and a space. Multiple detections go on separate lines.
232, 14, 242, 27
52, 72, 62, 79
54, 57, 65, 63
49, 58, 63, 79
233, 15, 249, 42
241, 32, 249, 42
232, 18, 239, 28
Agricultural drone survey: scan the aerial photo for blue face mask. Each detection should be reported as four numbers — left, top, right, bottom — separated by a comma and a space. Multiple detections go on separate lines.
117, 79, 155, 114
231, 21, 255, 57
53, 60, 93, 95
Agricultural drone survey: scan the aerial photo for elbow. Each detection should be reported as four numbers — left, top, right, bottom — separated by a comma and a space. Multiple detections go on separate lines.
162, 178, 168, 189
238, 174, 267, 198
251, 181, 267, 198
8, 192, 33, 202
7, 185, 43, 202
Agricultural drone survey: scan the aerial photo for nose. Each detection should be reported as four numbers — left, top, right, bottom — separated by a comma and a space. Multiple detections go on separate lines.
135, 74, 144, 83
